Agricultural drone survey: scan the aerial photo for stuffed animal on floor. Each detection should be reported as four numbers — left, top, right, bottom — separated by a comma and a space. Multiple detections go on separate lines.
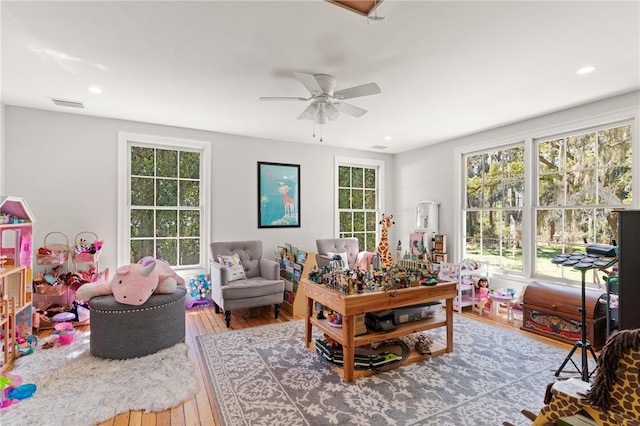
76, 258, 185, 305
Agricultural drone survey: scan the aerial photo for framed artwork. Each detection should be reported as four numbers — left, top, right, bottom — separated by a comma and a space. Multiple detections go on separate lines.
409, 233, 423, 255
258, 162, 300, 228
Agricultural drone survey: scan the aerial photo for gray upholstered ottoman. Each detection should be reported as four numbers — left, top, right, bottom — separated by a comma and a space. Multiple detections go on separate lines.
89, 286, 187, 359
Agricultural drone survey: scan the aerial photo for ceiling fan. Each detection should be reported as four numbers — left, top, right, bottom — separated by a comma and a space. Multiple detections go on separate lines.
259, 72, 381, 125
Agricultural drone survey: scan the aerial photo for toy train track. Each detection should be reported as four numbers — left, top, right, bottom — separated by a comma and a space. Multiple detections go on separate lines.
315, 338, 409, 370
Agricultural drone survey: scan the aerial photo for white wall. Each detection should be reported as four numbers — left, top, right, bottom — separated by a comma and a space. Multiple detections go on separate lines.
4, 106, 395, 273
1, 103, 5, 194
5, 90, 638, 282
395, 90, 640, 289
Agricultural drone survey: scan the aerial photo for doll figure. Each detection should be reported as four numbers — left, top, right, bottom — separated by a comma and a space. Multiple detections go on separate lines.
475, 277, 492, 314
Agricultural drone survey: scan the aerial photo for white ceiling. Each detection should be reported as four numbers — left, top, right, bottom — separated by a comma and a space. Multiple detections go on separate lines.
2, 1, 639, 154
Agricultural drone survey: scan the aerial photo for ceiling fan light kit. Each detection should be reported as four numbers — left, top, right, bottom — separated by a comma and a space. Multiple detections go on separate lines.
260, 72, 381, 133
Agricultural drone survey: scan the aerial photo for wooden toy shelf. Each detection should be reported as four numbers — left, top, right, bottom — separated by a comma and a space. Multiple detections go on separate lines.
0, 265, 29, 373
281, 252, 317, 318
302, 279, 457, 382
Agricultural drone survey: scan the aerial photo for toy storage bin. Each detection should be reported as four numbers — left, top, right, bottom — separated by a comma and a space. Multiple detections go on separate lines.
36, 232, 69, 266
72, 231, 102, 265
33, 282, 67, 296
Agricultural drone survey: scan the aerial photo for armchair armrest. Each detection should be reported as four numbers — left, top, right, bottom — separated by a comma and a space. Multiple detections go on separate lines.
316, 254, 332, 269
259, 258, 280, 280
210, 261, 230, 287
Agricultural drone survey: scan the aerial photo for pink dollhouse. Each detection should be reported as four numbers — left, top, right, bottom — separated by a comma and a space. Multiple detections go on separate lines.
0, 196, 35, 334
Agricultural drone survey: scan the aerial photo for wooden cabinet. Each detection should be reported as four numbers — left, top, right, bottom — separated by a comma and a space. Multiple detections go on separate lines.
302, 279, 457, 382
616, 210, 640, 330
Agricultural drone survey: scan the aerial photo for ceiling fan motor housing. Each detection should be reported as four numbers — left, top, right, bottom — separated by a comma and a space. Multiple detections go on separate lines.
313, 74, 338, 96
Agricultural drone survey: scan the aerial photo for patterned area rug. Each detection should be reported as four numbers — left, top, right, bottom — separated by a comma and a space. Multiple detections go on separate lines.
197, 315, 582, 426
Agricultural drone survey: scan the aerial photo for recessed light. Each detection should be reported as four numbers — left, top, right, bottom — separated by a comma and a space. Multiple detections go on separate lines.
577, 66, 596, 75
384, 136, 392, 141
88, 86, 102, 94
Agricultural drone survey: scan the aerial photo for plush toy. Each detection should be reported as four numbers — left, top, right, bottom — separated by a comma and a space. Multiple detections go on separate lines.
137, 256, 185, 286
76, 258, 184, 306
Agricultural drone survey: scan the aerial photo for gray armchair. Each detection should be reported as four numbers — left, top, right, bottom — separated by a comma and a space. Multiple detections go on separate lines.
209, 240, 284, 328
316, 237, 360, 270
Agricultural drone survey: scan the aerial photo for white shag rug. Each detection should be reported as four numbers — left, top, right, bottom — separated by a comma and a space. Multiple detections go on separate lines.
1, 331, 198, 426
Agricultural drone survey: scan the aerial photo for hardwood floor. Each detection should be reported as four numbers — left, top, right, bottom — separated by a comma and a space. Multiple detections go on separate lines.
27, 305, 571, 426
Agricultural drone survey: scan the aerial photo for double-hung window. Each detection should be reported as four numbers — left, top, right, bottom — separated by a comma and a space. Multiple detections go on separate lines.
118, 133, 210, 274
463, 145, 525, 271
335, 157, 384, 252
535, 122, 632, 281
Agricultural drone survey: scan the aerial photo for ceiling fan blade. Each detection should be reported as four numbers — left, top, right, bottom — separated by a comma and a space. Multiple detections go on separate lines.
293, 72, 322, 95
334, 82, 381, 100
259, 96, 307, 101
336, 102, 367, 118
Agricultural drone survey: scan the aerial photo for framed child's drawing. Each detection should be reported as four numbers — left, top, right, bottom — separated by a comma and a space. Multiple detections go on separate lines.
409, 233, 423, 255
258, 162, 300, 228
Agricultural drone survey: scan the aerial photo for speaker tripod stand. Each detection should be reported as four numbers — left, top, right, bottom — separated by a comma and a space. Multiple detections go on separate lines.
554, 266, 599, 382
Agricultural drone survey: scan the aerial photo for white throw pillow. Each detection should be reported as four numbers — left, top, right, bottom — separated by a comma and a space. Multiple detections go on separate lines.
327, 251, 350, 271
217, 253, 247, 282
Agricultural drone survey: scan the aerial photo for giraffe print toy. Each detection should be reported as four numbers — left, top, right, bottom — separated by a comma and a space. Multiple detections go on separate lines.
376, 213, 395, 269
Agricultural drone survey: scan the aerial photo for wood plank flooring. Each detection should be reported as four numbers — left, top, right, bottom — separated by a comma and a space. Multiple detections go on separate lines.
26, 305, 571, 426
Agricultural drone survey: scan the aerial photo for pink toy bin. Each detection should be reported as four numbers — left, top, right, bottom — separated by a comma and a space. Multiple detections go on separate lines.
54, 322, 75, 345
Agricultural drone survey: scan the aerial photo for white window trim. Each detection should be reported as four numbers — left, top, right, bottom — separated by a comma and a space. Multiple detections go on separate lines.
453, 105, 639, 284
334, 156, 385, 238
117, 132, 211, 277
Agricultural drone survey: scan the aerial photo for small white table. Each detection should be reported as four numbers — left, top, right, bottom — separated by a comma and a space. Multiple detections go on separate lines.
489, 294, 516, 321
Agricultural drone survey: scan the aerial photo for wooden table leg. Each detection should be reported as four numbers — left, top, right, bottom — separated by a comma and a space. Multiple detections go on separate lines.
342, 314, 355, 382
446, 297, 453, 353
304, 295, 313, 349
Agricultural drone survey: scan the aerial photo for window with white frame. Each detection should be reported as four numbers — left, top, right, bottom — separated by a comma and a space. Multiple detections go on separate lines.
535, 122, 632, 281
118, 133, 210, 272
335, 157, 384, 252
463, 145, 525, 271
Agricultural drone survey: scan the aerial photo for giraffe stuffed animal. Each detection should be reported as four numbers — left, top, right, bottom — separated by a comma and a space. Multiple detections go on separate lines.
376, 213, 395, 269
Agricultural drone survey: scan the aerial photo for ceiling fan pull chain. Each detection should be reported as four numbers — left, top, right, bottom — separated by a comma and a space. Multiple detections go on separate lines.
320, 125, 323, 143
312, 121, 316, 138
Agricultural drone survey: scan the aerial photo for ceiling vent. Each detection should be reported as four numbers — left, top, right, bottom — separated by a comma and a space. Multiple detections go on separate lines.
50, 98, 84, 108
371, 145, 388, 150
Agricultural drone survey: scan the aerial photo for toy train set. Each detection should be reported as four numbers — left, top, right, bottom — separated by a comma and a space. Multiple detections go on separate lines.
315, 338, 409, 370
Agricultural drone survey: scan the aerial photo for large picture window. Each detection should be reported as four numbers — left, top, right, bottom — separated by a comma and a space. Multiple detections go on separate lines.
118, 133, 210, 273
463, 145, 525, 271
535, 123, 632, 281
335, 157, 384, 252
